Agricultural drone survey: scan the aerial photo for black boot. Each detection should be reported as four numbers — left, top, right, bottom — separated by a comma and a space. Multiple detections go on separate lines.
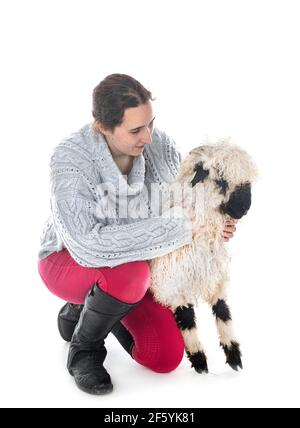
57, 304, 135, 357
111, 322, 135, 357
58, 303, 83, 342
58, 303, 135, 356
67, 283, 139, 395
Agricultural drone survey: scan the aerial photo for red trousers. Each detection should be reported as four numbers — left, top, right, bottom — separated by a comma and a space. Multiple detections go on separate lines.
38, 249, 184, 373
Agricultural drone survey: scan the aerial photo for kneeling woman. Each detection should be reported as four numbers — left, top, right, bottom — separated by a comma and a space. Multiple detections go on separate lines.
37, 74, 236, 395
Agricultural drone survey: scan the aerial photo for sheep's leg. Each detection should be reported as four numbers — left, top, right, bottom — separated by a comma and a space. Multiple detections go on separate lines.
211, 298, 243, 371
174, 304, 208, 373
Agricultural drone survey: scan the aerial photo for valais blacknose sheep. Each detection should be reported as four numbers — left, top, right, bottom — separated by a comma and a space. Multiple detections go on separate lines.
149, 140, 258, 373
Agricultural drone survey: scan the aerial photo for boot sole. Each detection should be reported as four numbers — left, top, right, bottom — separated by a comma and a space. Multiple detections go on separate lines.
68, 369, 113, 395
75, 382, 114, 395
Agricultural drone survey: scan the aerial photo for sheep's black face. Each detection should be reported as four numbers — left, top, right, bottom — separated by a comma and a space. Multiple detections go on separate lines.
215, 178, 229, 195
220, 183, 251, 219
191, 162, 209, 187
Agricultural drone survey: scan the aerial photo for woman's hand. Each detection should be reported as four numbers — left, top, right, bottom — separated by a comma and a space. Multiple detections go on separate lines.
222, 219, 238, 242
181, 193, 238, 241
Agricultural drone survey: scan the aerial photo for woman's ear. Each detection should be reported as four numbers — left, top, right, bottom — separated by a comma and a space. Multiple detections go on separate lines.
94, 121, 109, 136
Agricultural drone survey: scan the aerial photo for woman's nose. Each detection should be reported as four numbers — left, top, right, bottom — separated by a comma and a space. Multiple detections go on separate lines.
141, 127, 152, 145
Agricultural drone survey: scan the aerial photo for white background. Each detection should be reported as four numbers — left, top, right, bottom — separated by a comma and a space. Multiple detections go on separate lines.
0, 0, 299, 408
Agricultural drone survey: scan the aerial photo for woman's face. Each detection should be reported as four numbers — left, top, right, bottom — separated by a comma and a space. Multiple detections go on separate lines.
97, 101, 155, 157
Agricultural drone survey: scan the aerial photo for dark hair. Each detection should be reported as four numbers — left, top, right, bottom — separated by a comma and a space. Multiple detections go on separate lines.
92, 74, 154, 131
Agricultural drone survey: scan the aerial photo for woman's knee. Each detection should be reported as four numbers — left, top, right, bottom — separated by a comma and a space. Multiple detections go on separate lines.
99, 261, 151, 304
126, 261, 151, 301
122, 290, 185, 371
133, 337, 184, 373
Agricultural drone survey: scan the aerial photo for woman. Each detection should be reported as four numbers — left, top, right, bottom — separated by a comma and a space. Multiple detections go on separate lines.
37, 74, 237, 395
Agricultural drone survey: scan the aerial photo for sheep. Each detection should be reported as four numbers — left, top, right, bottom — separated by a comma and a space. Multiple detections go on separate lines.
149, 139, 258, 373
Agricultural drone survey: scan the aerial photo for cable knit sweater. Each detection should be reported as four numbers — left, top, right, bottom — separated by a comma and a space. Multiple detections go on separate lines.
38, 123, 193, 268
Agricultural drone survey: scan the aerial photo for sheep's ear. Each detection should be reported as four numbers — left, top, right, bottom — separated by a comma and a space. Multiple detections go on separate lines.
191, 162, 209, 187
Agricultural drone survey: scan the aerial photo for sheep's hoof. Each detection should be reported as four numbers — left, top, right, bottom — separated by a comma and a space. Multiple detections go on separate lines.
187, 350, 208, 374
222, 341, 243, 371
194, 365, 208, 374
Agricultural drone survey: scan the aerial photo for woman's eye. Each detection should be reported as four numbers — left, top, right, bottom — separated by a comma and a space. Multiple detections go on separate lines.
131, 120, 154, 134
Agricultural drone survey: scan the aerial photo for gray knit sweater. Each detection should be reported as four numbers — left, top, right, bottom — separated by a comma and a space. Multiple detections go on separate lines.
38, 123, 193, 268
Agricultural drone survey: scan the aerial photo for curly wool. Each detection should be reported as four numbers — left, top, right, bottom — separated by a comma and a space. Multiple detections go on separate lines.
149, 139, 258, 310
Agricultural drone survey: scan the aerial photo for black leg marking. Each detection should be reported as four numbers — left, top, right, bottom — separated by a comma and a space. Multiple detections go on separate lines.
187, 351, 208, 374
221, 341, 243, 371
212, 299, 232, 322
174, 304, 196, 330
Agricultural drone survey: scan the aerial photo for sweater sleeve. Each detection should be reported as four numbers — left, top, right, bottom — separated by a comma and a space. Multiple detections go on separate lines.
51, 167, 192, 268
